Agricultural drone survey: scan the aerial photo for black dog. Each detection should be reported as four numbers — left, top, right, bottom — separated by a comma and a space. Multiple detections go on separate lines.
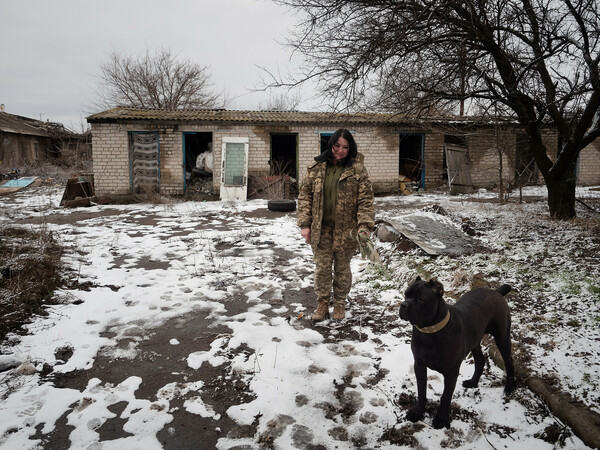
399, 277, 515, 429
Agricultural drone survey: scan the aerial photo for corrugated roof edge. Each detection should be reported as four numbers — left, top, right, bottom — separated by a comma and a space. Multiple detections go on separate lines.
86, 106, 521, 127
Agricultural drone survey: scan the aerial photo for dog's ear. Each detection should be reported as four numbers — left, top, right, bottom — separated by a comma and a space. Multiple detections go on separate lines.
415, 275, 422, 282
430, 279, 444, 297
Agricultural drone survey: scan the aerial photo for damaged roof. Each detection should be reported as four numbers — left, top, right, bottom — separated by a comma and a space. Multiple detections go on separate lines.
87, 106, 517, 127
0, 111, 49, 137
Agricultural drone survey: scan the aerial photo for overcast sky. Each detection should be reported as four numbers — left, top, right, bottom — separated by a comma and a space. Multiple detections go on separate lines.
0, 0, 312, 130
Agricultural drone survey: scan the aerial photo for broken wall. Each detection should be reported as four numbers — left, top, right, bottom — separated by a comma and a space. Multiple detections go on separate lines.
0, 132, 51, 168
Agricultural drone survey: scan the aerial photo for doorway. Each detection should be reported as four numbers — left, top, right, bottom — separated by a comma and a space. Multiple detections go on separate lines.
128, 132, 160, 194
399, 133, 425, 187
183, 132, 213, 193
443, 135, 472, 194
270, 133, 298, 179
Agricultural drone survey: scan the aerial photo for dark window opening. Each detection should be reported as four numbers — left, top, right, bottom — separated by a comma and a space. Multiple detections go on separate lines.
445, 134, 467, 146
320, 133, 333, 154
271, 134, 297, 179
399, 133, 424, 183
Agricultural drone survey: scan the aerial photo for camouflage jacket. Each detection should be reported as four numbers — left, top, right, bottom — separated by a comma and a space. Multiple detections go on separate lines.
297, 153, 375, 250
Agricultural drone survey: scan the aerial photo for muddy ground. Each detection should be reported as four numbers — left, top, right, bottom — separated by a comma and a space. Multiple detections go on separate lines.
18, 206, 371, 449
1, 188, 599, 449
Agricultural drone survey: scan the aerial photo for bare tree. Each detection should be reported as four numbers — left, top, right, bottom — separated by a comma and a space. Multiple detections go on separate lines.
96, 48, 222, 110
256, 90, 303, 111
272, 0, 600, 219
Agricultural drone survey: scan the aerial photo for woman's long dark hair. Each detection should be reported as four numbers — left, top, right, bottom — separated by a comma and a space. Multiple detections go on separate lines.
314, 128, 357, 167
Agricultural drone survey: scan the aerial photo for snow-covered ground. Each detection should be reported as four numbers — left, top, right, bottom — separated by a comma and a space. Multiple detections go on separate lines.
0, 185, 598, 449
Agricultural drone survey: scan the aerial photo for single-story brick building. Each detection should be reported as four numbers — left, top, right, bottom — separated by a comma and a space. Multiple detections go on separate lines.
86, 107, 599, 199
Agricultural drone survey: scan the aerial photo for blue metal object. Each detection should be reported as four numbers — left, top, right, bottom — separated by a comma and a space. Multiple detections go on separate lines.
1, 177, 36, 188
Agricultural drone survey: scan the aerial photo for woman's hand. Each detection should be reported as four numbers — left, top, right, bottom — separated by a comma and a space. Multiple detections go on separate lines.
300, 227, 311, 244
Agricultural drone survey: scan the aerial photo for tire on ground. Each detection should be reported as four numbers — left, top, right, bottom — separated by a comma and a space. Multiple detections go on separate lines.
267, 199, 296, 212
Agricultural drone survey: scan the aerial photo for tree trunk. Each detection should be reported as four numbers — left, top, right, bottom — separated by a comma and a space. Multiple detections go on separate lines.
545, 171, 577, 220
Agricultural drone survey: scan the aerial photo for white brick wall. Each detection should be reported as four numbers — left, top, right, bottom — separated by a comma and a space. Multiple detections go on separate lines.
91, 123, 130, 195
578, 139, 600, 186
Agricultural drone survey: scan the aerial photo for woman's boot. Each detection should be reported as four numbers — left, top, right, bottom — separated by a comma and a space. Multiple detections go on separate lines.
332, 301, 345, 320
312, 299, 329, 322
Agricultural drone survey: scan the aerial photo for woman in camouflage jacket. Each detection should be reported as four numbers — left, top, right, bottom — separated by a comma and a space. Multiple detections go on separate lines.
297, 128, 375, 321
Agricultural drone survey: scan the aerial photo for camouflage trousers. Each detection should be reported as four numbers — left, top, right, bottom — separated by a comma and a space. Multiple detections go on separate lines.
312, 226, 355, 304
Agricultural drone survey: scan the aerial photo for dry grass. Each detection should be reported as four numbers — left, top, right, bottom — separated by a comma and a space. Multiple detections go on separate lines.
0, 225, 63, 340
248, 160, 295, 200
248, 175, 289, 199
9, 157, 92, 186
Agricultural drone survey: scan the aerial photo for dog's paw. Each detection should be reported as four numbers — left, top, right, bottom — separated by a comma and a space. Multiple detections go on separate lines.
462, 379, 478, 389
504, 380, 516, 395
405, 407, 424, 423
432, 413, 451, 429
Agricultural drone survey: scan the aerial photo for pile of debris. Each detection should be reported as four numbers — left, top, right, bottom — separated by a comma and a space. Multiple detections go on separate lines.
59, 173, 95, 208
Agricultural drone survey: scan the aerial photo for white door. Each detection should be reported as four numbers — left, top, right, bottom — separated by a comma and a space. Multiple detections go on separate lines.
220, 137, 249, 201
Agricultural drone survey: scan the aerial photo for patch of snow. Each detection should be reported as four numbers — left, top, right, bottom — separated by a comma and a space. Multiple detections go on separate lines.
0, 186, 597, 448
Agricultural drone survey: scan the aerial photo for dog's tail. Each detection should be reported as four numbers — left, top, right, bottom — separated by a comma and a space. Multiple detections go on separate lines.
497, 284, 511, 296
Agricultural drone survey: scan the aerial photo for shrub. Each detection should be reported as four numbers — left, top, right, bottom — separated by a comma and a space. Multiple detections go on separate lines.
0, 226, 63, 340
